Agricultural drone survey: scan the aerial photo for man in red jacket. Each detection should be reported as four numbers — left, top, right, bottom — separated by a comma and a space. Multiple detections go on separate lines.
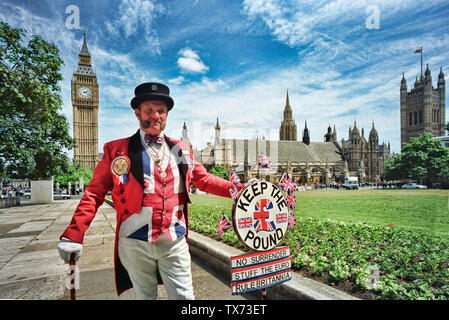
58, 82, 243, 299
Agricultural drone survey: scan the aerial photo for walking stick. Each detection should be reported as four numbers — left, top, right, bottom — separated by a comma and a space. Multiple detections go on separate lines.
69, 253, 76, 300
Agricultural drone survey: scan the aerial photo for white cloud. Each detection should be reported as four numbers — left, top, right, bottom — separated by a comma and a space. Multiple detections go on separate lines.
105, 0, 165, 55
177, 48, 209, 74
168, 76, 185, 85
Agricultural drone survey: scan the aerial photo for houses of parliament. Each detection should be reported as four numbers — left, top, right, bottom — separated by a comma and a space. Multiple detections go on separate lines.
194, 92, 391, 185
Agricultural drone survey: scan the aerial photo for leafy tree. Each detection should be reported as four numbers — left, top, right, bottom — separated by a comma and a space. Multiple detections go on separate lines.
209, 164, 229, 180
384, 132, 449, 185
54, 161, 93, 188
0, 22, 75, 180
383, 154, 405, 181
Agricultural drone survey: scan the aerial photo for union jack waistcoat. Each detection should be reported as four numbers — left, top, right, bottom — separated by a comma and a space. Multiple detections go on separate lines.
118, 142, 187, 242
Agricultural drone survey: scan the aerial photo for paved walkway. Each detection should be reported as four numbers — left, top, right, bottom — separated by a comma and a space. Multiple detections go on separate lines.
0, 199, 246, 300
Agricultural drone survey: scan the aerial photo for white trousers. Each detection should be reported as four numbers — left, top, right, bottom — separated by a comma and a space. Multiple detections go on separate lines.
118, 234, 195, 300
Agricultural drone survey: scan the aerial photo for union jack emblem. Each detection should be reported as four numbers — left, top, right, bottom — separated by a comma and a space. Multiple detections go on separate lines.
238, 217, 253, 229
276, 212, 288, 224
288, 211, 297, 231
279, 173, 297, 196
229, 168, 240, 187
257, 152, 271, 169
285, 192, 296, 211
229, 187, 238, 203
217, 214, 232, 236
253, 199, 276, 233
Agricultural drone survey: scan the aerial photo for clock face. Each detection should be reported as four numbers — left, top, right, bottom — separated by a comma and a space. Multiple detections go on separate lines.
78, 86, 92, 99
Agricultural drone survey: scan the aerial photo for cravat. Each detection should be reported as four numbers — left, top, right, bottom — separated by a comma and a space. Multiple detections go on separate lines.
144, 134, 164, 145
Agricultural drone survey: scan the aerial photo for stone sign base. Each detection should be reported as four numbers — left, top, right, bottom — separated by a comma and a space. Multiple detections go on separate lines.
30, 179, 53, 203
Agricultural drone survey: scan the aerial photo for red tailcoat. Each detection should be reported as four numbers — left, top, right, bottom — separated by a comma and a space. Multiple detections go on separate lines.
61, 130, 242, 295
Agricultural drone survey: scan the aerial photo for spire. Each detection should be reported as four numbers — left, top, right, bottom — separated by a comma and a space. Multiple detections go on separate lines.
283, 89, 293, 120
302, 120, 310, 145
79, 28, 90, 57
181, 122, 192, 149
74, 29, 95, 75
438, 66, 445, 87
352, 120, 359, 136
215, 117, 220, 130
425, 63, 431, 77
332, 124, 337, 142
369, 121, 378, 142
324, 124, 332, 142
401, 73, 407, 92
214, 117, 221, 146
279, 90, 297, 140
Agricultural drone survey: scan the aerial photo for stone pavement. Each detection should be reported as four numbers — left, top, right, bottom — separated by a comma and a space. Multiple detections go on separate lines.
0, 199, 247, 300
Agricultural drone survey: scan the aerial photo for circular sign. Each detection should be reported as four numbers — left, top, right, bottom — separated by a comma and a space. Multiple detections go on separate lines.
111, 156, 130, 176
232, 180, 288, 252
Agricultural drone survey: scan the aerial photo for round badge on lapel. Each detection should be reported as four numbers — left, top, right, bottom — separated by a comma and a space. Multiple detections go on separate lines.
111, 155, 131, 184
112, 156, 130, 176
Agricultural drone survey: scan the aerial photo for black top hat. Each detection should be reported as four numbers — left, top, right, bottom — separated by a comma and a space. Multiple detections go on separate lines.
130, 82, 174, 111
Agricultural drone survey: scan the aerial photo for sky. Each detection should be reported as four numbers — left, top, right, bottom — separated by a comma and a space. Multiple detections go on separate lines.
1, 0, 448, 155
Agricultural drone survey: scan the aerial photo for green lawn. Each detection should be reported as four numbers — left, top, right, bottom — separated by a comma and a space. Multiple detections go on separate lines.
294, 189, 449, 237
190, 189, 449, 237
188, 189, 449, 299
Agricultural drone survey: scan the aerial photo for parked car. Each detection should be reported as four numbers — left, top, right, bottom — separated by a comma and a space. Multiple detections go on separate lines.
401, 183, 427, 189
343, 181, 359, 190
53, 191, 71, 200
23, 189, 31, 199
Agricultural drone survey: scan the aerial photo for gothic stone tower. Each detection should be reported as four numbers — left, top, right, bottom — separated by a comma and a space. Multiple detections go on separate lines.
72, 31, 99, 171
342, 121, 391, 182
279, 90, 297, 141
400, 65, 446, 149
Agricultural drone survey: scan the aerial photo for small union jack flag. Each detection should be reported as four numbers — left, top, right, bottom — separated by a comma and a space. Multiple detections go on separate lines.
279, 173, 297, 195
276, 212, 288, 224
217, 214, 232, 236
257, 152, 271, 169
229, 187, 238, 203
288, 211, 297, 231
229, 168, 241, 187
237, 217, 253, 229
285, 192, 296, 211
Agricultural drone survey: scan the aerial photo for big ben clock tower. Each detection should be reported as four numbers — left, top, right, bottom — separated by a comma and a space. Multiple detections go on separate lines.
72, 30, 99, 171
